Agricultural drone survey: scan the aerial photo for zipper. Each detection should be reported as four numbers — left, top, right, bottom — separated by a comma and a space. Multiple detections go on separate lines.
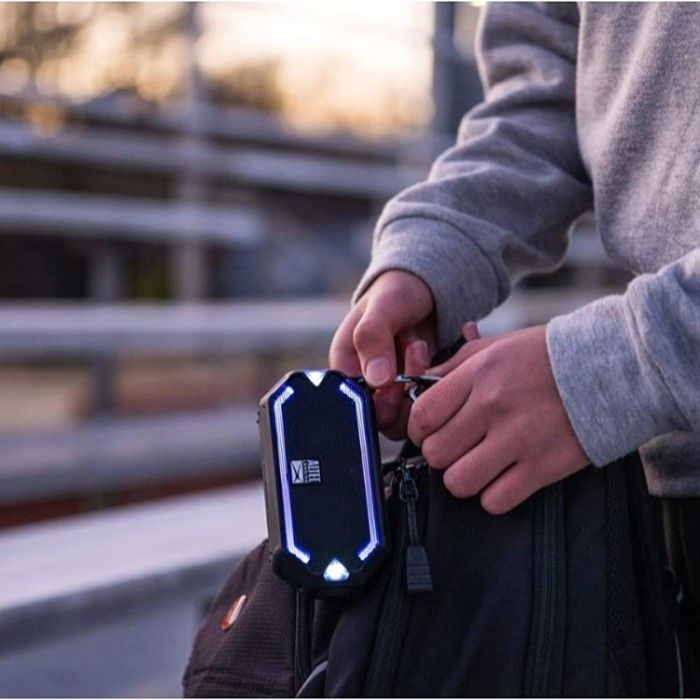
400, 466, 433, 594
524, 483, 566, 697
363, 462, 431, 696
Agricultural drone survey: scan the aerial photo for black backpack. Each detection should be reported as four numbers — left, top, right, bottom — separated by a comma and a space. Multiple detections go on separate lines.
183, 444, 683, 697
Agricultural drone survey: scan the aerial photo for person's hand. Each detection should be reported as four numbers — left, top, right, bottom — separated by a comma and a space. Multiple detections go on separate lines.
407, 325, 589, 514
329, 270, 436, 438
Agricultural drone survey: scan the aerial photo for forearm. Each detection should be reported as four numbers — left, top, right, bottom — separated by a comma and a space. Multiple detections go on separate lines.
547, 248, 700, 465
355, 3, 592, 345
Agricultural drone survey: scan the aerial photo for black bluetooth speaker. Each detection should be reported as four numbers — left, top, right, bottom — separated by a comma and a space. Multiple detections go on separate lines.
258, 370, 388, 596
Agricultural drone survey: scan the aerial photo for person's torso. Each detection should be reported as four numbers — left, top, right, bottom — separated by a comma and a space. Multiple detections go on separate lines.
576, 2, 700, 273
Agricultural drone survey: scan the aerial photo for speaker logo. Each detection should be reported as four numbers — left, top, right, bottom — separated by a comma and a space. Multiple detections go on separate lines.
290, 459, 321, 485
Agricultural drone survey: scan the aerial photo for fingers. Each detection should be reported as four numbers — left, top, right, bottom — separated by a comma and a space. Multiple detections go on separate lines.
407, 367, 474, 446
405, 337, 430, 374
331, 271, 435, 389
479, 461, 542, 515
329, 296, 407, 383
429, 335, 495, 377
419, 400, 486, 469
412, 316, 438, 362
353, 299, 397, 387
329, 302, 364, 376
373, 384, 406, 432
375, 338, 430, 437
329, 295, 404, 383
442, 436, 514, 499
462, 321, 480, 342
356, 295, 430, 381
352, 274, 433, 388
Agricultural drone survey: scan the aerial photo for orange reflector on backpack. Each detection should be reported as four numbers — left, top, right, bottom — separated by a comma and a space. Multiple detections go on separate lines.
220, 594, 247, 631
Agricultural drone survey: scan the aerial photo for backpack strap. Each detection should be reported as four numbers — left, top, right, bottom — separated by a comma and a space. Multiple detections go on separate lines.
624, 454, 683, 696
605, 452, 682, 696
294, 591, 313, 691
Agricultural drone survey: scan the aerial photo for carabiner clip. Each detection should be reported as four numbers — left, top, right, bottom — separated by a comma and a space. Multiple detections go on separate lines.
353, 373, 440, 402
394, 374, 441, 402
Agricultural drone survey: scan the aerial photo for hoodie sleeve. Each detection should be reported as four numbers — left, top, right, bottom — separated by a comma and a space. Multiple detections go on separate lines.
547, 249, 700, 466
353, 2, 592, 345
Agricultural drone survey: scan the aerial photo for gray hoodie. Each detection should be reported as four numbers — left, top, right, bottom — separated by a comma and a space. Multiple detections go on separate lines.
354, 2, 700, 496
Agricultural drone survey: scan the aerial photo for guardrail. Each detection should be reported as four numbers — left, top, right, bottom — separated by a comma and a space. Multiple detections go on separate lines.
0, 299, 347, 358
0, 299, 349, 507
0, 406, 259, 504
0, 289, 615, 506
0, 117, 426, 200
0, 187, 263, 245
0, 286, 614, 361
1, 87, 442, 164
0, 288, 611, 362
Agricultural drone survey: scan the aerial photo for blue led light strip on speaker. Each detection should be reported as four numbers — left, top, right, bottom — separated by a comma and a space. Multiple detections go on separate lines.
272, 385, 311, 564
339, 381, 380, 561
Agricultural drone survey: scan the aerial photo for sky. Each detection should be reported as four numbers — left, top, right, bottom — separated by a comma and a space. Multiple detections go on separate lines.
0, 2, 440, 136
199, 2, 435, 134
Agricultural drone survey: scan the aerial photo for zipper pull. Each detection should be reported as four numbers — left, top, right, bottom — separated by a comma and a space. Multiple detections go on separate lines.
398, 467, 433, 594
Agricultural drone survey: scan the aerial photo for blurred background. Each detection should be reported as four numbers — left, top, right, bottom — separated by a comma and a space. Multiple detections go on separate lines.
0, 2, 629, 697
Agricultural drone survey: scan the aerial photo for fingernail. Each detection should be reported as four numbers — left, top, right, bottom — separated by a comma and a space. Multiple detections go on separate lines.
409, 340, 430, 371
366, 357, 392, 386
462, 322, 481, 341
415, 339, 429, 362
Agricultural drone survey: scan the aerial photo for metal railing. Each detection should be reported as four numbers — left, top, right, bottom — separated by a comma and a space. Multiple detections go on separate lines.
0, 285, 618, 506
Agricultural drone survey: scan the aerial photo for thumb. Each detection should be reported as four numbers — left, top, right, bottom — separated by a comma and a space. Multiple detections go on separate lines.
352, 302, 398, 387
352, 271, 434, 387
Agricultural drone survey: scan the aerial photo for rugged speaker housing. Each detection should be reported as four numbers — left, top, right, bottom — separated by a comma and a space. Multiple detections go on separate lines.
259, 370, 388, 596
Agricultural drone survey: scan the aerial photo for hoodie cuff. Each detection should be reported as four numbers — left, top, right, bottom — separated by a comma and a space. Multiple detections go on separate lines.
546, 294, 680, 467
352, 217, 501, 347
